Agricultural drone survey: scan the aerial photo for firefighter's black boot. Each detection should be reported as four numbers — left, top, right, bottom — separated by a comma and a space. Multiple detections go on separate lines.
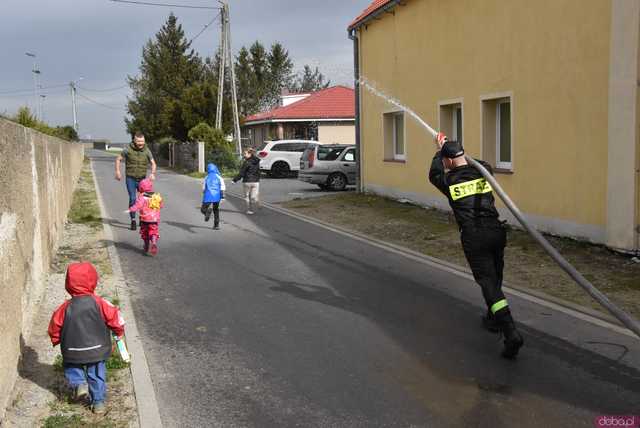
499, 316, 524, 360
482, 309, 501, 333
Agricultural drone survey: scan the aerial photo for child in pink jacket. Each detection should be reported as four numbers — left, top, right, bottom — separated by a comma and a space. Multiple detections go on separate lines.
127, 178, 164, 255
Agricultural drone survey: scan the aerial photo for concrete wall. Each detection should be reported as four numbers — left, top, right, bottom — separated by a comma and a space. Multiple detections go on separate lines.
0, 118, 84, 417
355, 0, 640, 249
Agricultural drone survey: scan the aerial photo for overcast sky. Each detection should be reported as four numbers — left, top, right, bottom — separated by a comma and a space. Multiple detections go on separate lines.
0, 0, 370, 142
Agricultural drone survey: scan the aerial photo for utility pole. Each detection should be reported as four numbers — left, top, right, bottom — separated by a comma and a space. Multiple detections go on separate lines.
40, 94, 46, 122
215, 1, 242, 156
215, 3, 226, 130
70, 82, 78, 132
224, 3, 242, 157
70, 78, 83, 133
25, 52, 40, 120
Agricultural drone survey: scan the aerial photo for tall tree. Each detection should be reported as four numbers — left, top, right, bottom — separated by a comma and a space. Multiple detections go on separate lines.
265, 42, 294, 107
290, 65, 331, 93
126, 14, 205, 142
235, 46, 255, 117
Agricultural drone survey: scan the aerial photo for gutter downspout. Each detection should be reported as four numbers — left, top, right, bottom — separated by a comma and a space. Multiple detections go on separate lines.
349, 29, 362, 193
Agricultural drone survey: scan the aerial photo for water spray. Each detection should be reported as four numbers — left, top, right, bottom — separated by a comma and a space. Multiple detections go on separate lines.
358, 78, 640, 340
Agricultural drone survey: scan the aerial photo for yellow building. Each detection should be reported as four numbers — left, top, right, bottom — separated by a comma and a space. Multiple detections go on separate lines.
348, 0, 640, 253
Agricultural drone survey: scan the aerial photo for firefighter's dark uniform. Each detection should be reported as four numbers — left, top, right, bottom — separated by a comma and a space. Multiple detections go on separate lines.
428, 142, 523, 358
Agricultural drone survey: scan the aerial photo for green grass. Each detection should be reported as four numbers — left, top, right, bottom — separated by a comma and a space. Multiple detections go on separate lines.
42, 413, 117, 428
42, 414, 84, 428
68, 169, 102, 228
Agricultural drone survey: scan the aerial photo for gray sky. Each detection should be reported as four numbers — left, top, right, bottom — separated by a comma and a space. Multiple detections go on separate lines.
0, 0, 370, 142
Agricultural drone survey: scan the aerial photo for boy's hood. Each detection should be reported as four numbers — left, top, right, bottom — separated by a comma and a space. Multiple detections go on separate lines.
207, 163, 220, 175
65, 262, 98, 296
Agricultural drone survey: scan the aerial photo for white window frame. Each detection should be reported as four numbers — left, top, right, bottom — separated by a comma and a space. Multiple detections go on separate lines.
392, 112, 405, 161
452, 106, 463, 143
495, 100, 512, 170
437, 98, 464, 144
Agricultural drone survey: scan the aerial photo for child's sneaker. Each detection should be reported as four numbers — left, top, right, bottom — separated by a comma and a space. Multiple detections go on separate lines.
74, 383, 89, 402
150, 242, 158, 256
143, 240, 150, 253
92, 402, 106, 415
213, 223, 220, 230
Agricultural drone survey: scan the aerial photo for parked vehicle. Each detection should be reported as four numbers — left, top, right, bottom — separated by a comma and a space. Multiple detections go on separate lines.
257, 140, 319, 177
299, 144, 356, 191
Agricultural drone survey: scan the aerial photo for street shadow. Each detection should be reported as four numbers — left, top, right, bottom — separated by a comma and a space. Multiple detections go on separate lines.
102, 217, 131, 230
164, 220, 216, 234
98, 239, 145, 256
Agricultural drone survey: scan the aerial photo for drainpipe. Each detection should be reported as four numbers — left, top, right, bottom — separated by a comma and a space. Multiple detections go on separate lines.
349, 29, 362, 193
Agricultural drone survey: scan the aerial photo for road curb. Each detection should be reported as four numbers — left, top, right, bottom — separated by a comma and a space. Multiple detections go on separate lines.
91, 160, 164, 427
224, 189, 636, 340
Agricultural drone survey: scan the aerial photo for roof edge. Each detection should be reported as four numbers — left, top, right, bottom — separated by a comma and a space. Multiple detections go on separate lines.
348, 0, 403, 32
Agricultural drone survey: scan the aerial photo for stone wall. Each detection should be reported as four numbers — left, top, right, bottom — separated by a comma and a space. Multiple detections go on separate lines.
0, 118, 84, 418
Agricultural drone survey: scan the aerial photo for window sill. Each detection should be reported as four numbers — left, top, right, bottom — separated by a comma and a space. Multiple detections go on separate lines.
384, 159, 406, 164
494, 168, 514, 174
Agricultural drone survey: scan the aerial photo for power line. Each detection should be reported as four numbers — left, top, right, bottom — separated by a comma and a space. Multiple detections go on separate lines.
109, 0, 220, 10
0, 86, 69, 98
76, 92, 127, 111
188, 13, 220, 44
77, 83, 129, 92
0, 83, 68, 95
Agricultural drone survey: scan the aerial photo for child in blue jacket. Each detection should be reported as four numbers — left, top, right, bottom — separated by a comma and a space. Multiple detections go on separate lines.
201, 163, 225, 229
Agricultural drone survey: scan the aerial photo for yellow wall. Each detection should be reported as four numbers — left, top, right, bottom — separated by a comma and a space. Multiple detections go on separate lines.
319, 122, 356, 145
358, 0, 611, 231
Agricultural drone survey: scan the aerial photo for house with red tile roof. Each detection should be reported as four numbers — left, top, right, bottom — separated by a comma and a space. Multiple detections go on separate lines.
241, 86, 355, 148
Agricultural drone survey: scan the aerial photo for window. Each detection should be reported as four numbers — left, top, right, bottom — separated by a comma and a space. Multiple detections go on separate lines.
481, 94, 513, 171
438, 101, 463, 143
317, 146, 345, 161
383, 111, 405, 161
496, 101, 511, 169
343, 149, 355, 162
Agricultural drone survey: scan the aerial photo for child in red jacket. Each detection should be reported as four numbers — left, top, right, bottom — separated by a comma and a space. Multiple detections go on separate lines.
48, 262, 125, 414
126, 178, 164, 256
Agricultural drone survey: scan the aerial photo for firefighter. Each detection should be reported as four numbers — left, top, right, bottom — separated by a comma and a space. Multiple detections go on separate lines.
428, 133, 523, 359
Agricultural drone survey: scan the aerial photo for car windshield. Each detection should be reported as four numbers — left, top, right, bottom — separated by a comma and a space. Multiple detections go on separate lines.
317, 146, 345, 161
257, 142, 269, 151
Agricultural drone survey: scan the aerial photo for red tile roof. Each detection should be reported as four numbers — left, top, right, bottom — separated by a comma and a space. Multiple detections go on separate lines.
348, 0, 395, 30
244, 86, 355, 123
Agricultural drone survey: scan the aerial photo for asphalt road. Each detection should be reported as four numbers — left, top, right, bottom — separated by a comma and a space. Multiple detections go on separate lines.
227, 174, 354, 204
91, 151, 640, 428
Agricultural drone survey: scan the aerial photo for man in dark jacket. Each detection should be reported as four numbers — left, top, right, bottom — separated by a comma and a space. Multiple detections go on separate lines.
232, 148, 261, 214
428, 133, 523, 359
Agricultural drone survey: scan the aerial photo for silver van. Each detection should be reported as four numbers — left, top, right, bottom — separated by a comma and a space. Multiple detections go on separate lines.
299, 144, 356, 190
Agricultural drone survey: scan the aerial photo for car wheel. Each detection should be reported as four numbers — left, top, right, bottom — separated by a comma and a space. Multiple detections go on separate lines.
271, 161, 290, 178
327, 173, 347, 191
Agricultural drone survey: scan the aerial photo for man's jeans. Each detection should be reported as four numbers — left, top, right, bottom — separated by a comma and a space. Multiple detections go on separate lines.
126, 176, 144, 220
243, 183, 260, 212
64, 361, 107, 404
